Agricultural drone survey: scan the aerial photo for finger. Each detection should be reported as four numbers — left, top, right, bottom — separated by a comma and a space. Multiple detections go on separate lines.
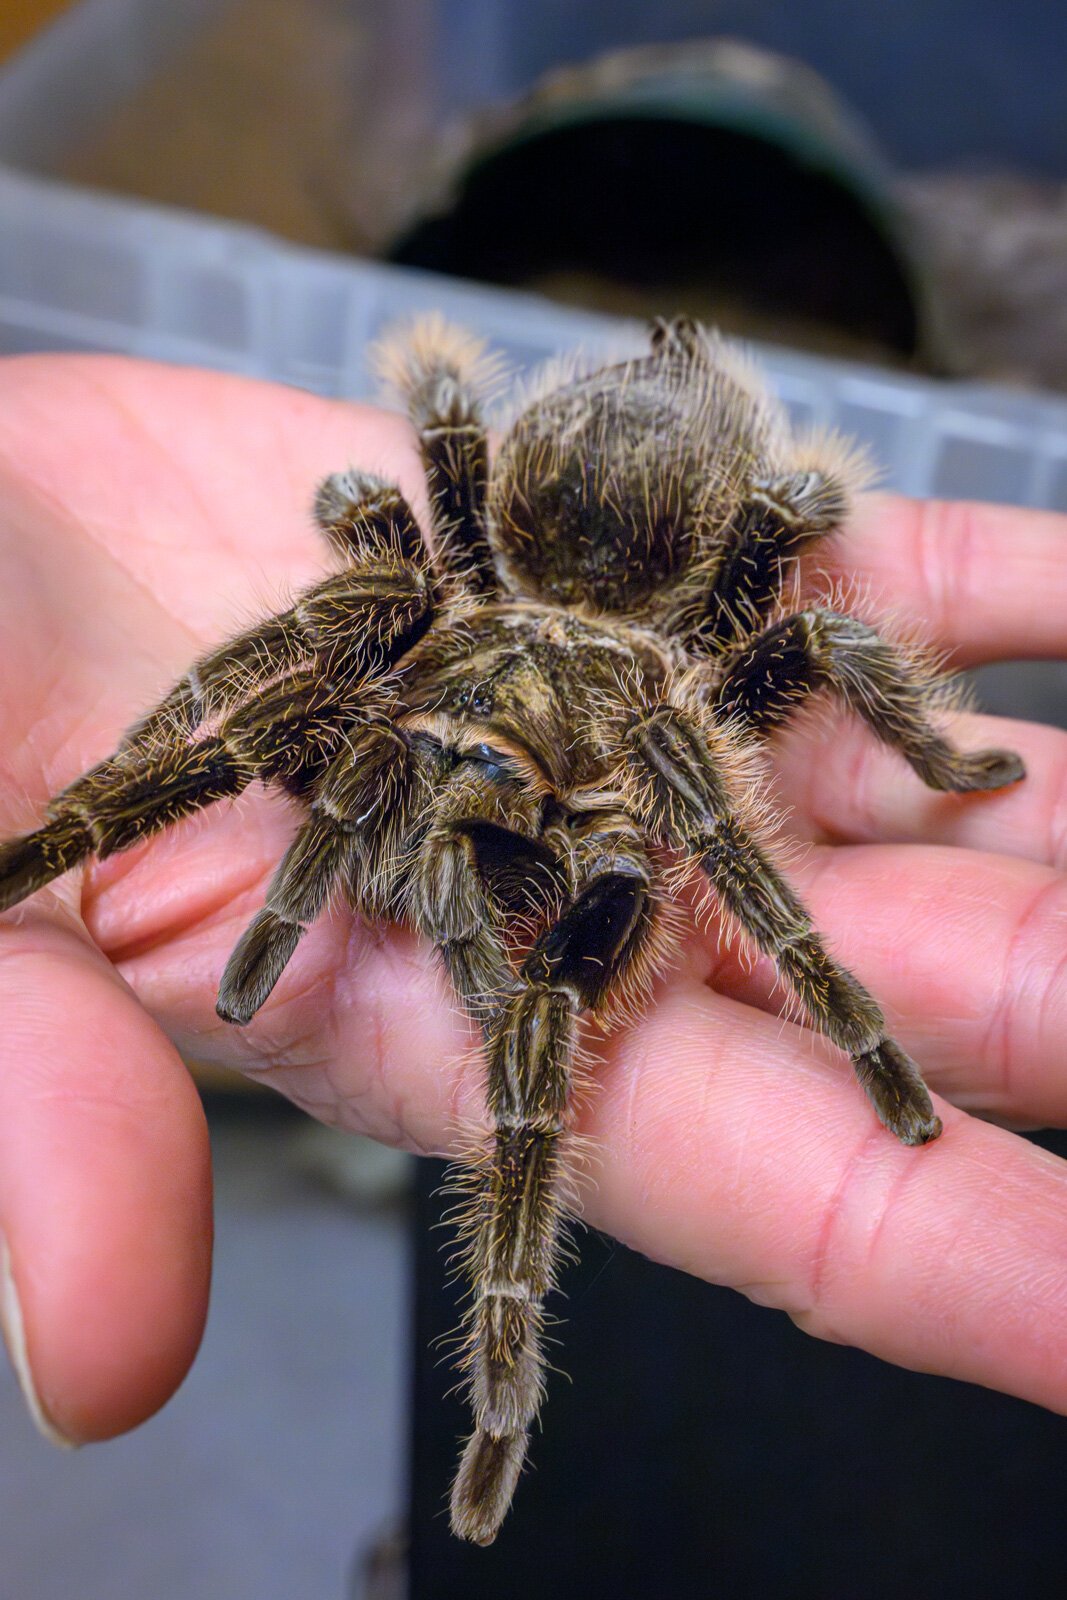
103, 796, 1067, 1134
701, 841, 1067, 1129
770, 709, 1067, 866
101, 819, 1067, 1414
821, 495, 1067, 665
584, 979, 1067, 1418
133, 887, 1067, 1421
0, 904, 212, 1444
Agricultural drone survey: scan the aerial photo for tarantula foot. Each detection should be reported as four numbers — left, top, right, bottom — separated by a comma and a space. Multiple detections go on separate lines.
946, 747, 1026, 793
216, 908, 300, 1026
853, 1040, 943, 1147
450, 1429, 526, 1546
0, 820, 89, 913
0, 834, 47, 913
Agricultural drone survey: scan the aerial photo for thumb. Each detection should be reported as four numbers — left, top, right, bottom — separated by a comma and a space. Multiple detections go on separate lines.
0, 898, 212, 1444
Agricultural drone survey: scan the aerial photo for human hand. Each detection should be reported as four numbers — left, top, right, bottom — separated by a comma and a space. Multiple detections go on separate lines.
2, 353, 1067, 1450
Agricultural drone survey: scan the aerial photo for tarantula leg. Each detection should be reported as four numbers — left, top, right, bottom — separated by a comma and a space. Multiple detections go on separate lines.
541, 801, 669, 1027
715, 608, 1025, 792
122, 614, 308, 751
413, 762, 547, 1024
0, 668, 375, 916
0, 737, 254, 914
217, 721, 417, 1025
692, 471, 849, 651
451, 814, 656, 1545
0, 812, 96, 910
625, 703, 942, 1147
124, 541, 433, 751
312, 469, 425, 566
377, 319, 499, 596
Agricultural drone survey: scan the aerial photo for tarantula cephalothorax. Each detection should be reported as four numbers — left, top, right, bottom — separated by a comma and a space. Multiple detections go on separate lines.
0, 316, 1024, 1543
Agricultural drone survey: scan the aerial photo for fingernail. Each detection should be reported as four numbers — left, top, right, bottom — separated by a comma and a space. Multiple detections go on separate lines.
0, 1233, 78, 1449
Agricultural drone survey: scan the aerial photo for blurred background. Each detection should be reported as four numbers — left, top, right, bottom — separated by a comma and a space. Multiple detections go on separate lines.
7, 0, 1067, 383
1, 3, 1067, 1597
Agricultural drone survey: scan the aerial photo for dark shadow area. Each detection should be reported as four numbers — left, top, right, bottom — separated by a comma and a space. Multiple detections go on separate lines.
391, 117, 920, 357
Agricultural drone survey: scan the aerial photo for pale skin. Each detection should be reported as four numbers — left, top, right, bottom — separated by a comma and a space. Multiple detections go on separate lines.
2, 353, 1067, 1451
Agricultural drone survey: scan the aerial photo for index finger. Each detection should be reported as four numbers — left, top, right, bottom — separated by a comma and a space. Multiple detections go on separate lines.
821, 495, 1067, 666
0, 902, 212, 1444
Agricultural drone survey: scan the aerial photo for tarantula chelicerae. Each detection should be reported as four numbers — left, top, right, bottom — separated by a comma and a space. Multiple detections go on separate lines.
0, 316, 1024, 1543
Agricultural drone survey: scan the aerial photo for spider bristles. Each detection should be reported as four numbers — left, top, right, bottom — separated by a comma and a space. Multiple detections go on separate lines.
372, 314, 510, 413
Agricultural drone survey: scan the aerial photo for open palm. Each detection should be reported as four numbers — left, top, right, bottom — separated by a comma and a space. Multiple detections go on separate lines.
2, 353, 1067, 1449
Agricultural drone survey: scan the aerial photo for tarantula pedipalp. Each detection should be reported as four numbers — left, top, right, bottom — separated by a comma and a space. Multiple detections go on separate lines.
0, 315, 1024, 1545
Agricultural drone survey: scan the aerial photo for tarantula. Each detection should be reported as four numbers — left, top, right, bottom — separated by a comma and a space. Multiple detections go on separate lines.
0, 315, 1023, 1544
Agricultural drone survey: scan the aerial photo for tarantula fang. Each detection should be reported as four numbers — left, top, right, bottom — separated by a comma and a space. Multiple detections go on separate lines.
0, 315, 1024, 1544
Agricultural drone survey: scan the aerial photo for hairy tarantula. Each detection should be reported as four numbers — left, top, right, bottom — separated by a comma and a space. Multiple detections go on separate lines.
0, 315, 1024, 1544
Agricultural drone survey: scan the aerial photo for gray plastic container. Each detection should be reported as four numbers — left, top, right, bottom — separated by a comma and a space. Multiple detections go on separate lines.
1, 0, 1067, 507
3, 144, 1067, 505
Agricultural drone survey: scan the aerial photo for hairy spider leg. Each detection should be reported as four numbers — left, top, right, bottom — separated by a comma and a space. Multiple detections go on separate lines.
0, 737, 251, 912
624, 701, 942, 1146
450, 808, 660, 1545
686, 468, 851, 652
313, 469, 426, 567
0, 516, 437, 915
0, 668, 371, 912
715, 607, 1026, 792
377, 318, 500, 597
124, 483, 432, 751
412, 762, 548, 1022
216, 717, 420, 1025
